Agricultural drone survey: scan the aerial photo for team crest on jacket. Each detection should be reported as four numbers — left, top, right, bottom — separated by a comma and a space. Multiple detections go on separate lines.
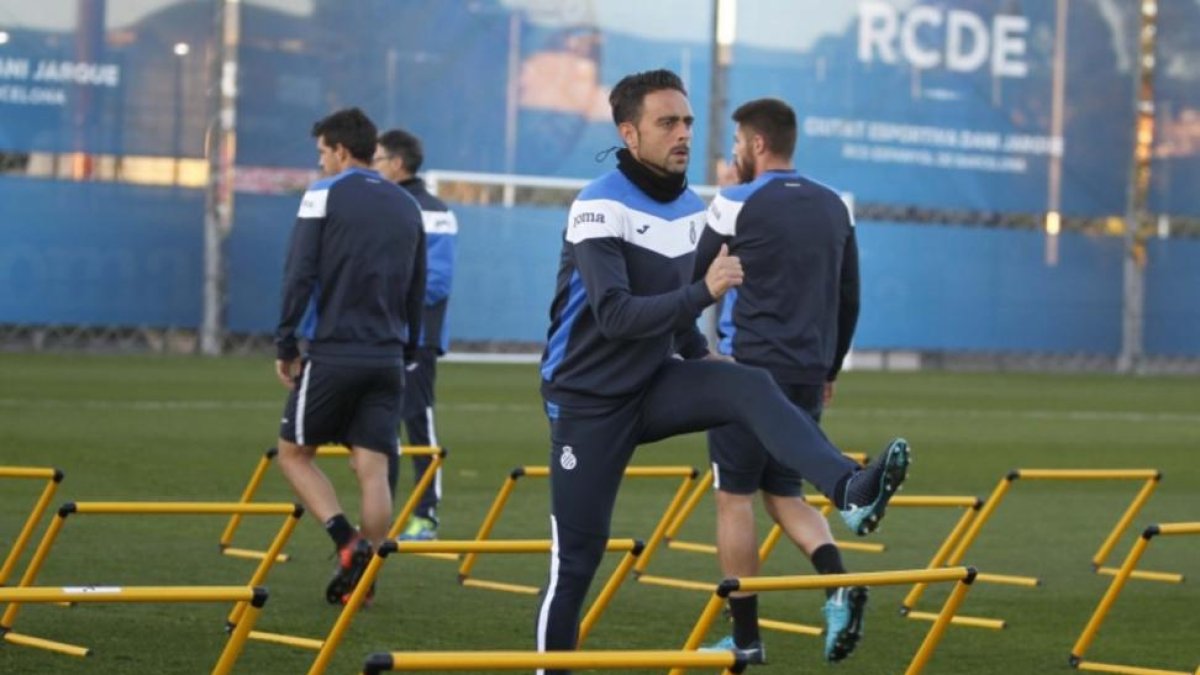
559, 445, 578, 471
689, 221, 697, 244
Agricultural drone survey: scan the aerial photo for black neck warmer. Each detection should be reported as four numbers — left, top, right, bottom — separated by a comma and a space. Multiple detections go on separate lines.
615, 148, 688, 203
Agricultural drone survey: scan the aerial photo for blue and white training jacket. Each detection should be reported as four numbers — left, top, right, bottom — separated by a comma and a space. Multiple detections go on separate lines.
540, 169, 713, 407
693, 170, 859, 384
275, 167, 426, 365
399, 177, 457, 355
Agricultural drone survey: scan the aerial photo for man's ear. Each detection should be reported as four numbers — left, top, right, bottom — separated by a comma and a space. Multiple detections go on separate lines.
752, 133, 766, 157
618, 121, 638, 150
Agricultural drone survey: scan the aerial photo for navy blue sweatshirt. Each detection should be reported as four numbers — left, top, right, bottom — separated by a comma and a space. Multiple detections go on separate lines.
693, 170, 859, 384
275, 167, 427, 365
398, 177, 457, 355
540, 168, 712, 406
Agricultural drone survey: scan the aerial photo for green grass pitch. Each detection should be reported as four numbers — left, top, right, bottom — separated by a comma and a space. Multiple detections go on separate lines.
1, 353, 1197, 674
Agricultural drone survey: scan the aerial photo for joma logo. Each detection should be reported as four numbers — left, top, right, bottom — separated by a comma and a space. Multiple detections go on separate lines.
572, 212, 605, 227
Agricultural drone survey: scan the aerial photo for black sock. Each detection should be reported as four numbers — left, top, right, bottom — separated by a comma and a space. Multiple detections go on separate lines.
728, 595, 760, 648
324, 514, 356, 550
810, 543, 846, 599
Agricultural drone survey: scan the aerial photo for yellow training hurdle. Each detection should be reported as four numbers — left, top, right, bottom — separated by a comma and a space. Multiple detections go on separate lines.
0, 466, 63, 587
457, 464, 698, 593
241, 537, 643, 675
902, 469, 1174, 631
1070, 522, 1200, 675
640, 490, 987, 636
363, 649, 750, 673
219, 444, 444, 562
0, 500, 302, 657
675, 566, 980, 675
0, 584, 268, 672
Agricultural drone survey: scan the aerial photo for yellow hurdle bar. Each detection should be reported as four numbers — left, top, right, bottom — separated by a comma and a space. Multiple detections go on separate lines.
0, 585, 259, 604
363, 649, 748, 673
459, 578, 540, 595
732, 566, 973, 593
219, 444, 441, 561
0, 585, 268, 673
1075, 663, 1192, 675
636, 574, 718, 592
904, 610, 1006, 630
673, 567, 978, 675
757, 617, 822, 636
0, 466, 63, 586
1071, 523, 1200, 675
1095, 567, 1185, 583
401, 538, 638, 555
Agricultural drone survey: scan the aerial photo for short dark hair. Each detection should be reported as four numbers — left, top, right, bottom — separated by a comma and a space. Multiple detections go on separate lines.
609, 69, 687, 126
311, 107, 377, 163
378, 128, 424, 174
732, 98, 797, 159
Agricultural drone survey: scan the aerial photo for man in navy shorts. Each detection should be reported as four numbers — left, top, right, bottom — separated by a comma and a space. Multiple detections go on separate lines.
698, 97, 867, 663
273, 107, 426, 604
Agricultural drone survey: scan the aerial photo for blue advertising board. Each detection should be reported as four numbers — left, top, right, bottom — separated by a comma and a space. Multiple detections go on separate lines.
0, 177, 203, 327
0, 1, 212, 157
730, 0, 1139, 216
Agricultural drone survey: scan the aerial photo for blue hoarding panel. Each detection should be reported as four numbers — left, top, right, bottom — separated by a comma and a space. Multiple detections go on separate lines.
449, 205, 566, 342
224, 197, 567, 343
226, 193, 296, 334
0, 177, 203, 327
854, 223, 1123, 354
1144, 238, 1200, 357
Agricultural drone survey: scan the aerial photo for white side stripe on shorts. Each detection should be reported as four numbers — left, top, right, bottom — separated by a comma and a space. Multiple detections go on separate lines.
711, 462, 721, 490
296, 362, 313, 445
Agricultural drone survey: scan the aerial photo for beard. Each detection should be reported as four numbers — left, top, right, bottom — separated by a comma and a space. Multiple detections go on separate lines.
734, 151, 755, 184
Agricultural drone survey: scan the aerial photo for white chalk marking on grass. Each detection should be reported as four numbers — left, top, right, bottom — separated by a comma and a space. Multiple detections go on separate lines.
1, 399, 1197, 424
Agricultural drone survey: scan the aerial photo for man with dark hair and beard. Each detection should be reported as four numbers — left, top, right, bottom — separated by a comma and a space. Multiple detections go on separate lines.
694, 97, 867, 663
535, 72, 908, 672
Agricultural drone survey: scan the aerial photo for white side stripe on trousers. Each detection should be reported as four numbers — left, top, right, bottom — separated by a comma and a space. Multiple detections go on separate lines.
426, 405, 442, 500
534, 514, 561, 674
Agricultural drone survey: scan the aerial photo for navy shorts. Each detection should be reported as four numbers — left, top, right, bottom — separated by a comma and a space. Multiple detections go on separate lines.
279, 359, 404, 456
707, 382, 823, 496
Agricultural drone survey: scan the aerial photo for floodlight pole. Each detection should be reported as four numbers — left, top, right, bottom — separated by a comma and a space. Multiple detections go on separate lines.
201, 0, 240, 356
702, 0, 736, 348
1117, 1, 1157, 374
